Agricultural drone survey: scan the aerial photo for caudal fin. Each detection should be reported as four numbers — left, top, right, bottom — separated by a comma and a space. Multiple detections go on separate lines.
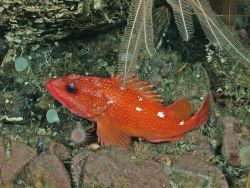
145, 94, 210, 143
187, 93, 210, 129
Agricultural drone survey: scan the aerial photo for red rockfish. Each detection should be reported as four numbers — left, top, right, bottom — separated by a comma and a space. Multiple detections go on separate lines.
46, 74, 210, 148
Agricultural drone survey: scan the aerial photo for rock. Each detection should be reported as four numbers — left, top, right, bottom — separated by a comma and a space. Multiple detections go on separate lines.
221, 116, 250, 167
15, 153, 71, 188
0, 139, 37, 185
49, 141, 70, 161
241, 126, 250, 145
1, 0, 129, 47
73, 147, 170, 188
167, 155, 228, 188
1, 49, 15, 72
222, 116, 241, 166
0, 137, 5, 168
71, 152, 86, 188
164, 131, 229, 188
239, 146, 250, 167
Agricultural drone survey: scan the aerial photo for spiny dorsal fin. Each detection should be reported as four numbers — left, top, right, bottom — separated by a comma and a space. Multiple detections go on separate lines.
165, 98, 192, 121
114, 75, 164, 104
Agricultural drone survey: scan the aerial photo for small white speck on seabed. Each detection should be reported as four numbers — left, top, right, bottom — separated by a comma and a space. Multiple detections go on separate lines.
136, 107, 142, 112
157, 111, 165, 118
179, 120, 185, 126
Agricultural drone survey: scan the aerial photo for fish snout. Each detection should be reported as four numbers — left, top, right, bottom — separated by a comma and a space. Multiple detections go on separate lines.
45, 78, 65, 92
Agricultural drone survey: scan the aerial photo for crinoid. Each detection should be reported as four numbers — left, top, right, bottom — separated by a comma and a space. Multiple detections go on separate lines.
167, 0, 250, 65
118, 0, 155, 87
118, 0, 250, 79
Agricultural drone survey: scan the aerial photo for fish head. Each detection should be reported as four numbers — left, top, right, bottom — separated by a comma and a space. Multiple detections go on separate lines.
45, 74, 110, 120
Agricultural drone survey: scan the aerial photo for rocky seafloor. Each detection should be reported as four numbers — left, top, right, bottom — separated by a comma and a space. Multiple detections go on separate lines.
0, 1, 250, 188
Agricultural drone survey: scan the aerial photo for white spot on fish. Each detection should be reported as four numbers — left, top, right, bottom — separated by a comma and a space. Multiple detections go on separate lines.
107, 100, 113, 104
179, 120, 185, 126
157, 111, 165, 118
94, 78, 101, 86
94, 92, 101, 98
138, 96, 143, 101
136, 107, 142, 112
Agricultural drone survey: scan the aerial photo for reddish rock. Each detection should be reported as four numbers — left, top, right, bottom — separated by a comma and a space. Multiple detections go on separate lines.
222, 117, 241, 166
0, 137, 5, 168
166, 131, 229, 188
74, 147, 170, 188
169, 153, 228, 188
220, 116, 250, 168
0, 139, 37, 185
241, 126, 250, 144
14, 153, 71, 188
71, 152, 86, 187
239, 146, 250, 167
48, 140, 70, 161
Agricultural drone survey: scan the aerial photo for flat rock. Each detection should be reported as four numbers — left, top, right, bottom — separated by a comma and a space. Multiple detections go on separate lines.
222, 116, 250, 167
0, 138, 37, 185
165, 131, 229, 188
0, 137, 5, 168
239, 146, 250, 167
14, 153, 71, 188
72, 130, 229, 188
48, 140, 70, 161
71, 152, 86, 188
78, 147, 170, 188
222, 117, 241, 166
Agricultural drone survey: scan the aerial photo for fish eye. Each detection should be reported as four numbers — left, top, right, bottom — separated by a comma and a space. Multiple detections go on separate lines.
66, 83, 77, 94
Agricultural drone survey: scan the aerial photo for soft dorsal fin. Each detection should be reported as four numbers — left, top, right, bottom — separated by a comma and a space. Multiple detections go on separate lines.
165, 98, 193, 121
114, 75, 164, 104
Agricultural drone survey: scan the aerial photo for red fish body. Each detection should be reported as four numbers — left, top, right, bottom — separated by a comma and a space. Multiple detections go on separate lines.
46, 74, 210, 147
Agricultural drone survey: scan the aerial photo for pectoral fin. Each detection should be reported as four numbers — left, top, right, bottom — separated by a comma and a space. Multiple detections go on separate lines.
96, 116, 131, 148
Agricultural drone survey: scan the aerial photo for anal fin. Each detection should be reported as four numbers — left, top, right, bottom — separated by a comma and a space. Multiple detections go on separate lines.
96, 116, 130, 148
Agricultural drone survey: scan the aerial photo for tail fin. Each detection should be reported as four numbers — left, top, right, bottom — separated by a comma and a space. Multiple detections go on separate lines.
145, 94, 210, 143
187, 93, 210, 130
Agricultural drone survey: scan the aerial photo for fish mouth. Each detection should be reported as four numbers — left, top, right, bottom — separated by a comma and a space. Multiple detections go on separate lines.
45, 78, 77, 113
45, 78, 63, 91
45, 78, 54, 91
45, 78, 65, 100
